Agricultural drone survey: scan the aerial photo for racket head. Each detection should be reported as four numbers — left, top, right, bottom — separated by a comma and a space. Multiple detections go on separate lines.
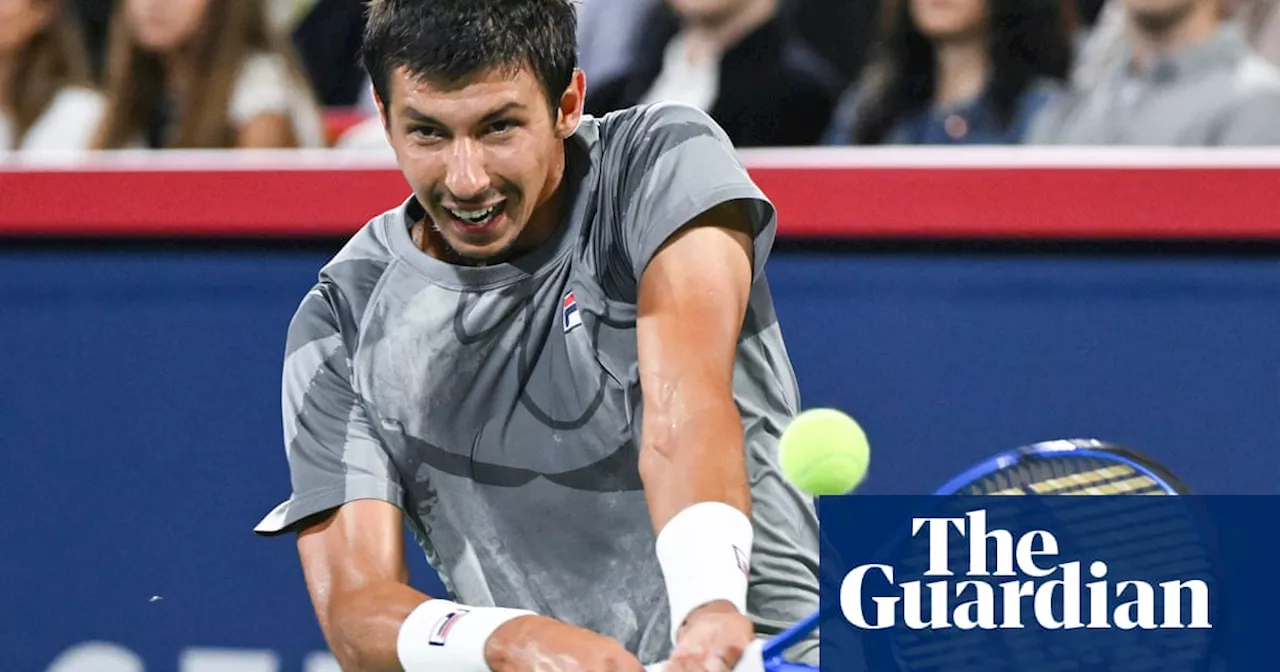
853, 438, 1220, 672
934, 439, 1192, 496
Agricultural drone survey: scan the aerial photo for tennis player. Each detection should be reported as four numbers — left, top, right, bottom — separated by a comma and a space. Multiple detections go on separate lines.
254, 0, 820, 670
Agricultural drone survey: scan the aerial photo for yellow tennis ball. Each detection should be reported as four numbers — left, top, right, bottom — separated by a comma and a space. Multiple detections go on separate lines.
779, 408, 870, 496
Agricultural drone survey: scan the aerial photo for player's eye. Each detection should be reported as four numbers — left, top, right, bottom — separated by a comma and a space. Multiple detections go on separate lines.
487, 119, 519, 135
409, 125, 444, 141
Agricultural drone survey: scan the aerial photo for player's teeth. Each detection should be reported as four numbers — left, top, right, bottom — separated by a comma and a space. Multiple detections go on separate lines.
450, 206, 496, 222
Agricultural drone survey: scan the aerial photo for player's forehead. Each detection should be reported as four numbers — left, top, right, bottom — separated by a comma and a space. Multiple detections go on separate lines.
389, 64, 546, 123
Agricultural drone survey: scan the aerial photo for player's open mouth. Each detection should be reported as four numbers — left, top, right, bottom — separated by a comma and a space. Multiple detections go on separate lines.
446, 202, 506, 230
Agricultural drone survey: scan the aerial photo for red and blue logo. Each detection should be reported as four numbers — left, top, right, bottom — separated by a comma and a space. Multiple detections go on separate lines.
563, 291, 583, 332
429, 608, 470, 646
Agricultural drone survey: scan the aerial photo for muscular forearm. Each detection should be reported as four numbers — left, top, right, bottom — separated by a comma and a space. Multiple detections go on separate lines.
634, 207, 759, 637
324, 582, 432, 672
634, 208, 757, 534
638, 386, 752, 533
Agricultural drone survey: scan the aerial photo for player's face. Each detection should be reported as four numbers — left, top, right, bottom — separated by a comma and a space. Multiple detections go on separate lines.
381, 65, 585, 264
910, 0, 989, 40
126, 0, 210, 53
0, 0, 51, 54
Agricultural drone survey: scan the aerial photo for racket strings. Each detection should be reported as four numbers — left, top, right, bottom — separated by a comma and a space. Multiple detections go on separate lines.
960, 458, 1165, 496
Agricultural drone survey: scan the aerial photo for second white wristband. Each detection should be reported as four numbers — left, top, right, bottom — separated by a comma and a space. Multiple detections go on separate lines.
654, 501, 755, 643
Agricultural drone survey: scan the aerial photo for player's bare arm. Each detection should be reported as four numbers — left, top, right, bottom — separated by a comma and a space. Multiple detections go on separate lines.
637, 199, 760, 672
295, 499, 422, 671
638, 200, 756, 531
299, 502, 641, 672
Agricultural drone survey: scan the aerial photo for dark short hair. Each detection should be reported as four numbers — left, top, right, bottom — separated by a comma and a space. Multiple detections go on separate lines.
362, 0, 579, 112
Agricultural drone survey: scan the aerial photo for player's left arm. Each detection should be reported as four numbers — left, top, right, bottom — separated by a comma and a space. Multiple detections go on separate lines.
637, 199, 755, 535
637, 198, 760, 670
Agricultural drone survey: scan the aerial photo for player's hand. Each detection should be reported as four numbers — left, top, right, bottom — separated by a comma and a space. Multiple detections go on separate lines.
484, 614, 645, 672
667, 601, 757, 672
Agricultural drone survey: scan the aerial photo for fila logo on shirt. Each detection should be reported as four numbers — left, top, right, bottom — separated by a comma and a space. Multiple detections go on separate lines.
429, 608, 470, 646
563, 291, 583, 332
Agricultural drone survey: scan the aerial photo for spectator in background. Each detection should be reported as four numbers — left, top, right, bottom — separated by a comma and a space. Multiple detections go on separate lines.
0, 0, 105, 152
1027, 0, 1280, 144
576, 0, 658, 87
824, 0, 1075, 145
1239, 0, 1280, 65
93, 0, 324, 149
585, 0, 843, 147
1077, 0, 1280, 87
286, 0, 368, 107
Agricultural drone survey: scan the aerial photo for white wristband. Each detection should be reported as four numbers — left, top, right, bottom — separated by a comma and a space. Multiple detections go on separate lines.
397, 599, 536, 672
654, 501, 754, 643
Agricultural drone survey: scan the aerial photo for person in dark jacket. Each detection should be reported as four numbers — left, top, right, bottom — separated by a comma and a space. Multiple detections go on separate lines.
823, 0, 1075, 145
586, 0, 844, 147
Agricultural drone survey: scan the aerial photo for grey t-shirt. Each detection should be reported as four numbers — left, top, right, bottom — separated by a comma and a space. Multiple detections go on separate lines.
255, 103, 820, 664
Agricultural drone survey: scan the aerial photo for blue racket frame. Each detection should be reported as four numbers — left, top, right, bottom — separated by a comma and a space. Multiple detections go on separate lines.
756, 438, 1185, 672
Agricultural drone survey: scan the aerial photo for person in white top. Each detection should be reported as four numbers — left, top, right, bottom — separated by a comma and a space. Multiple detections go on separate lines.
0, 0, 106, 153
93, 0, 325, 149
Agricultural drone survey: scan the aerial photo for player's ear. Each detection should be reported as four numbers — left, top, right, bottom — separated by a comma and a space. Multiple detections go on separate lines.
554, 69, 586, 138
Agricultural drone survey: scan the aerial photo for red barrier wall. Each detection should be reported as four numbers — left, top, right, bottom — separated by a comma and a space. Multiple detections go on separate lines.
3, 147, 1278, 239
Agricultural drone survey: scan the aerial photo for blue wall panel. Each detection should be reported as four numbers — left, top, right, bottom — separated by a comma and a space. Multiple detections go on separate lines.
3, 249, 1276, 670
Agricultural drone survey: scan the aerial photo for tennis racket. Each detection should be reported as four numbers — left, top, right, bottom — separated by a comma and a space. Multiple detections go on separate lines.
658, 438, 1212, 672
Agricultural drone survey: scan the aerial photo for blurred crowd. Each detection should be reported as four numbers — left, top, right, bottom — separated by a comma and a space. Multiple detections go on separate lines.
2, 0, 1279, 154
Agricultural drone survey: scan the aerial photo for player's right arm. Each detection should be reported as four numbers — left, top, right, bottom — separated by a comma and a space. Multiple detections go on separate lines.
296, 500, 424, 670
258, 284, 642, 672
297, 496, 645, 672
255, 283, 429, 670
295, 500, 646, 672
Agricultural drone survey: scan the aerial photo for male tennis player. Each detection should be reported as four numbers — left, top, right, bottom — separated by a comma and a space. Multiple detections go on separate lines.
254, 1, 820, 670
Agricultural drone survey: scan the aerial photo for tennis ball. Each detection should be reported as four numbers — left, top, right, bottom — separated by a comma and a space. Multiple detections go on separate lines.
779, 408, 870, 496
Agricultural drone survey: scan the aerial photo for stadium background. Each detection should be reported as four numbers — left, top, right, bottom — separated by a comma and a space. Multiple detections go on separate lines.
3, 147, 1277, 671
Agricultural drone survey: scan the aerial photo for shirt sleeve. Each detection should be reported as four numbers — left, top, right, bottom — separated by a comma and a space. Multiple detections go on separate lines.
254, 285, 404, 535
612, 102, 778, 287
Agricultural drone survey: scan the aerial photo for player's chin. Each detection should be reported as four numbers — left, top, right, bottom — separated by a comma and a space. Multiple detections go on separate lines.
441, 225, 519, 263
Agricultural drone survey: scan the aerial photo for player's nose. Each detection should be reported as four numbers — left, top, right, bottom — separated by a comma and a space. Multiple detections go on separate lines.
443, 139, 491, 201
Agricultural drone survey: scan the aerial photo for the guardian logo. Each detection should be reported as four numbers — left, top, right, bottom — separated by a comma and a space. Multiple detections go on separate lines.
840, 509, 1212, 631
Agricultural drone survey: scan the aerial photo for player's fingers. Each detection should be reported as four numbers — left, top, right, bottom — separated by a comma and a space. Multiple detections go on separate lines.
669, 647, 733, 672
619, 655, 648, 672
666, 647, 712, 672
700, 654, 732, 672
708, 640, 745, 669
662, 657, 694, 672
666, 657, 727, 672
726, 640, 765, 672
